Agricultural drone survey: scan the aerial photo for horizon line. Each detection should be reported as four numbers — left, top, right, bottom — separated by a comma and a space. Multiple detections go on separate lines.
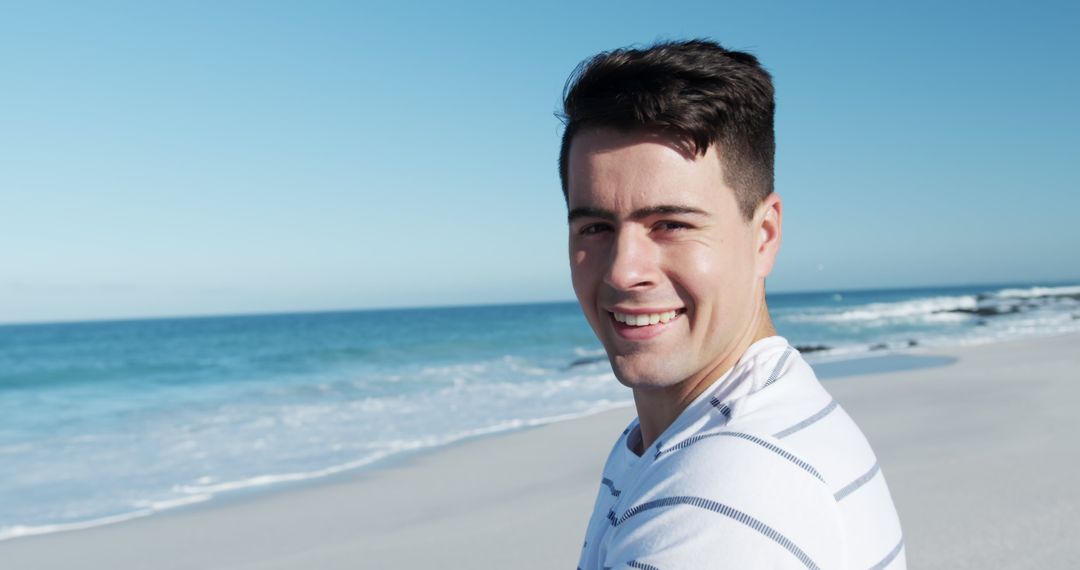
2, 278, 1078, 328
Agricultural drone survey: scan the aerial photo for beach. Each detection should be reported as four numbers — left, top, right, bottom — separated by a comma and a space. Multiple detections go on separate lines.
2, 332, 1078, 569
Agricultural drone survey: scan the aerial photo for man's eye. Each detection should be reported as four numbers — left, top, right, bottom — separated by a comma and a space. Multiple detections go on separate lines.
579, 223, 612, 235
656, 221, 691, 231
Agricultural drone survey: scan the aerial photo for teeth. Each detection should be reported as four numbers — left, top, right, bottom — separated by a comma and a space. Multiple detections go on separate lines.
613, 310, 679, 326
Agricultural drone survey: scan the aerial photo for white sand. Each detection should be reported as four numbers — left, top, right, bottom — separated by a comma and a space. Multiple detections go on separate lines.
2, 333, 1077, 569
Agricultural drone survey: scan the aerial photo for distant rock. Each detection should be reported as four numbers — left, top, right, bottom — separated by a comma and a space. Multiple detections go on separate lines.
870, 343, 889, 351
907, 339, 919, 347
945, 305, 1020, 317
566, 355, 607, 369
795, 344, 830, 353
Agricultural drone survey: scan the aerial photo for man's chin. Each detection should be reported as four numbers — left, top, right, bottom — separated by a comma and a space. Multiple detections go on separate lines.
610, 359, 683, 391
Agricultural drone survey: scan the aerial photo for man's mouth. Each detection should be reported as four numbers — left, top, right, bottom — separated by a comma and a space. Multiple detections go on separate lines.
610, 309, 686, 327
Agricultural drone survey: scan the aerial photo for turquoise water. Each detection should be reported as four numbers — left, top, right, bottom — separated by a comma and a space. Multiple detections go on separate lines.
1, 282, 1077, 539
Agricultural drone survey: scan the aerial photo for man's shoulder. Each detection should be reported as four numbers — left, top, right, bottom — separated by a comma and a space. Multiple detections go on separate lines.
646, 422, 833, 492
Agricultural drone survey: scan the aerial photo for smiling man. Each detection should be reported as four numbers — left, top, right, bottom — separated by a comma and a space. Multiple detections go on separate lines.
561, 40, 905, 570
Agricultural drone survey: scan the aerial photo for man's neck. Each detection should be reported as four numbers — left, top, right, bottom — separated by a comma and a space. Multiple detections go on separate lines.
630, 303, 776, 456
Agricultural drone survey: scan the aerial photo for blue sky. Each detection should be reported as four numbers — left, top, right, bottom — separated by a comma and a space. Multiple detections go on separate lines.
3, 1, 1078, 323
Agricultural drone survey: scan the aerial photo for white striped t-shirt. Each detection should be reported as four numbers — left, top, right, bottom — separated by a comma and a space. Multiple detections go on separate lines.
577, 336, 905, 570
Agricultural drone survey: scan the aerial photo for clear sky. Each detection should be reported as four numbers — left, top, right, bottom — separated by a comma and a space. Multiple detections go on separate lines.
3, 1, 1078, 324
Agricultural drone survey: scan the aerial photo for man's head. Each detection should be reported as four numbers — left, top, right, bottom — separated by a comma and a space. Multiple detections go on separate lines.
560, 39, 782, 393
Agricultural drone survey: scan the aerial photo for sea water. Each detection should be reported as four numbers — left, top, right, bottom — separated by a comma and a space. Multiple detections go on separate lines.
1, 282, 1077, 539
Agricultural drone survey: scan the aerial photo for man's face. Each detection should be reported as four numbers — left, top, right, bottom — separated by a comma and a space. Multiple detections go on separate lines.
566, 128, 775, 391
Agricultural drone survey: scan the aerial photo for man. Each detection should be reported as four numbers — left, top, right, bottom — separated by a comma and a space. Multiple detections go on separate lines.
561, 40, 905, 569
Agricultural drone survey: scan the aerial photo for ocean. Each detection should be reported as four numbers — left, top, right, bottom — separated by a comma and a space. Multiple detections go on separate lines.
1, 282, 1078, 540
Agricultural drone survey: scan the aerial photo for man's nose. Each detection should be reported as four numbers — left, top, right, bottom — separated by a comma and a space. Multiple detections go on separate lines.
604, 228, 657, 291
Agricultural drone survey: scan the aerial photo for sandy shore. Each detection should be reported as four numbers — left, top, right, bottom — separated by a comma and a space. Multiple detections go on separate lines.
2, 333, 1077, 569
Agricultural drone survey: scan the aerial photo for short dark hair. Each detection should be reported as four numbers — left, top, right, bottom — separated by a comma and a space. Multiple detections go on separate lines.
558, 39, 775, 221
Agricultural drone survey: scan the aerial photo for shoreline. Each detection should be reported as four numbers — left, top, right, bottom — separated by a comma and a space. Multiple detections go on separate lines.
2, 332, 1078, 568
0, 400, 639, 543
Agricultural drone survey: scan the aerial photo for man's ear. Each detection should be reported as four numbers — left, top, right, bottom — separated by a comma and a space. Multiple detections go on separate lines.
754, 193, 782, 279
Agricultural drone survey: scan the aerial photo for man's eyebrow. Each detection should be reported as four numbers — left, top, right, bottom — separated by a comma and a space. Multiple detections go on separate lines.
568, 207, 615, 223
628, 205, 709, 220
567, 204, 709, 224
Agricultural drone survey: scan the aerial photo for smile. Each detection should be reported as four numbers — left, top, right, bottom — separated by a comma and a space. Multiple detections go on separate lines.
613, 308, 678, 328
611, 309, 681, 326
608, 308, 684, 341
